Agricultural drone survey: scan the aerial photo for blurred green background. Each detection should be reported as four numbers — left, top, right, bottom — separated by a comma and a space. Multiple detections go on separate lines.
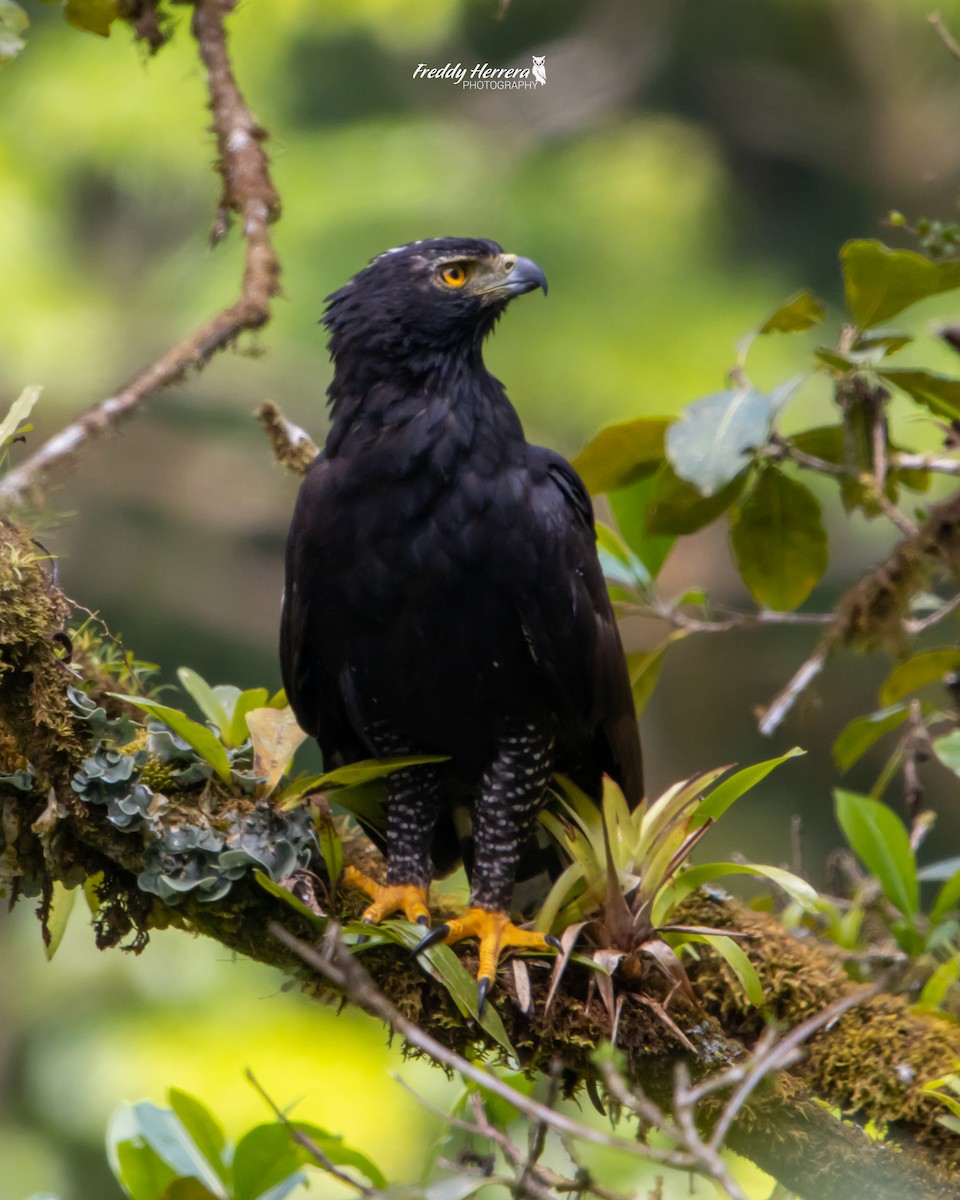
4, 0, 960, 1196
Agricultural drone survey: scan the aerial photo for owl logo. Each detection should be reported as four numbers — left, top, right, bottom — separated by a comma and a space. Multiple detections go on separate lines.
532, 54, 546, 86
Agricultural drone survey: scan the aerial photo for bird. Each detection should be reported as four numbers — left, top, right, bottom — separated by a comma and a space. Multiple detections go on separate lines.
280, 237, 642, 1007
531, 55, 546, 86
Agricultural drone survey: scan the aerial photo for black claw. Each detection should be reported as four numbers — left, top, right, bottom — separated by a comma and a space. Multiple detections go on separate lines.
355, 933, 370, 946
545, 934, 562, 951
476, 975, 492, 1015
416, 914, 430, 927
412, 923, 449, 956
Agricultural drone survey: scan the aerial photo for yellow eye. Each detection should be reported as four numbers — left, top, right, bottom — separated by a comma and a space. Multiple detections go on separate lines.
440, 264, 469, 288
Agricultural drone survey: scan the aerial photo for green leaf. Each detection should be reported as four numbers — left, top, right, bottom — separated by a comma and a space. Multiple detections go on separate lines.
160, 1182, 220, 1200
692, 748, 805, 826
609, 473, 676, 579
645, 463, 747, 535
834, 789, 919, 918
625, 631, 688, 716
841, 240, 960, 329
232, 1121, 385, 1200
666, 389, 774, 497
0, 0, 28, 65
107, 1102, 226, 1200
0, 383, 40, 445
729, 466, 828, 611
687, 934, 763, 1006
231, 1125, 304, 1200
855, 329, 913, 355
166, 1091, 228, 1190
64, 0, 119, 37
878, 649, 960, 706
43, 880, 77, 960
176, 669, 231, 739
310, 804, 342, 888
758, 290, 825, 334
790, 424, 845, 462
113, 1140, 179, 1200
112, 696, 232, 785
815, 347, 859, 373
129, 1103, 226, 1198
571, 417, 670, 494
933, 731, 960, 781
832, 704, 911, 772
932, 867, 960, 926
879, 368, 960, 422
917, 953, 960, 1014
280, 755, 449, 798
653, 861, 819, 926
922, 1076, 960, 1122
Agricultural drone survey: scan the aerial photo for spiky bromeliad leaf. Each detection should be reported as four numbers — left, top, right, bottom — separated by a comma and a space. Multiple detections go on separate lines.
684, 933, 763, 1006
652, 861, 819, 927
0, 383, 40, 447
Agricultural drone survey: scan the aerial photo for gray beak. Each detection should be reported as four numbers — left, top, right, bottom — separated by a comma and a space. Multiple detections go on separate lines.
502, 254, 548, 297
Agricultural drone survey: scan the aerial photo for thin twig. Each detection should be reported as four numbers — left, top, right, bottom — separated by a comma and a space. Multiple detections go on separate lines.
638, 595, 834, 635
707, 982, 881, 1149
758, 645, 828, 736
931, 10, 960, 62
904, 590, 960, 633
894, 452, 960, 477
245, 1068, 371, 1194
0, 0, 281, 507
771, 438, 848, 478
875, 491, 920, 538
519, 1063, 561, 1195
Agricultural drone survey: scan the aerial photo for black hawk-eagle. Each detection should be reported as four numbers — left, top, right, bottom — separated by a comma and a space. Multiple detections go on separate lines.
280, 237, 642, 1005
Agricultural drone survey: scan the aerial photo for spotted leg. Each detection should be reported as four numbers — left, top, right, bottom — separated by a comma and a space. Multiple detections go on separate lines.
417, 719, 560, 1009
344, 725, 442, 927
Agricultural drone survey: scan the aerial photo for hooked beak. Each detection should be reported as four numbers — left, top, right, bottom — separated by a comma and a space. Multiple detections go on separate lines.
479, 253, 549, 302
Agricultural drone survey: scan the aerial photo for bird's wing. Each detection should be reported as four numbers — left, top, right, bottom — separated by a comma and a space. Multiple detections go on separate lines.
517, 446, 643, 807
280, 453, 364, 764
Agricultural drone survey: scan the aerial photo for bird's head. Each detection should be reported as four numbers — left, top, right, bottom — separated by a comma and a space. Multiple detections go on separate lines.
322, 237, 548, 376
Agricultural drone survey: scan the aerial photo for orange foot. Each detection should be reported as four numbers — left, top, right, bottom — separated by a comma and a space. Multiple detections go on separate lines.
415, 906, 561, 1010
343, 865, 431, 926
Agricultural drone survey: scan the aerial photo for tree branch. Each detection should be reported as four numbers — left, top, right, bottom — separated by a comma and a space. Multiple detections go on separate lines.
0, 0, 281, 509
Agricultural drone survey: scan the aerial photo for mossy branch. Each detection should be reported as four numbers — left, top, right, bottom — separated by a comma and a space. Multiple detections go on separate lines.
2, 518, 960, 1198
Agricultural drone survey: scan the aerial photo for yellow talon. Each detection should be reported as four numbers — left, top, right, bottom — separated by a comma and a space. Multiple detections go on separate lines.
441, 906, 558, 985
343, 864, 431, 925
